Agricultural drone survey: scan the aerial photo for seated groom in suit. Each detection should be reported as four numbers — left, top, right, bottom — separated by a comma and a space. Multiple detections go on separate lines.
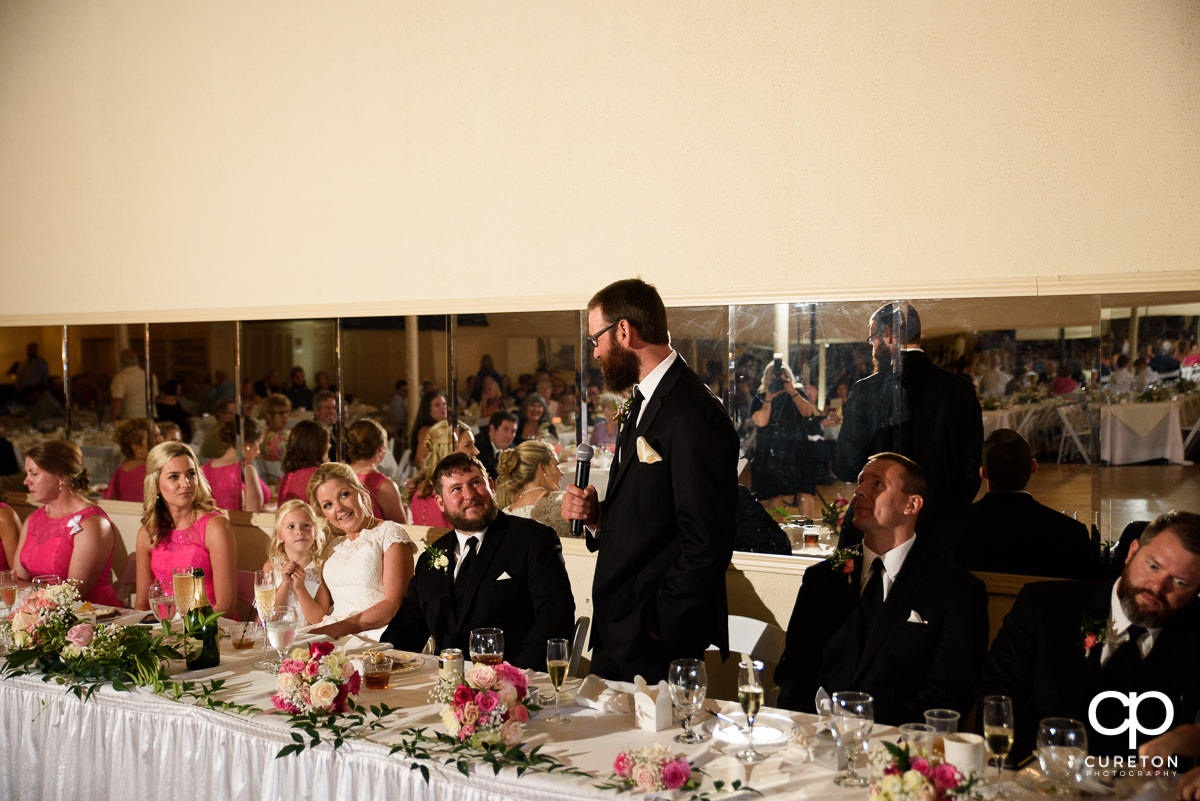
954, 428, 1095, 578
381, 452, 575, 670
775, 452, 988, 725
978, 510, 1200, 760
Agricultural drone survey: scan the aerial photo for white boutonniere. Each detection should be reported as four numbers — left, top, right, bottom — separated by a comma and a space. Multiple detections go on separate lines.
612, 396, 633, 428
424, 545, 450, 574
67, 514, 84, 536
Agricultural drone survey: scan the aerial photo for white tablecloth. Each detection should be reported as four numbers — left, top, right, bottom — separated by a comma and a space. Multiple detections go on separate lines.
1100, 400, 1185, 465
0, 639, 848, 801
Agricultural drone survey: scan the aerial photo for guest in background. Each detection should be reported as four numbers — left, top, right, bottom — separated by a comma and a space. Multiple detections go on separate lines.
198, 399, 236, 459
104, 418, 160, 503
389, 380, 409, 448
16, 441, 121, 605
13, 342, 49, 402
1049, 362, 1078, 395
514, 392, 555, 445
110, 349, 153, 422
1132, 357, 1158, 392
277, 420, 330, 504
954, 429, 1094, 577
750, 358, 818, 518
158, 422, 183, 443
258, 393, 292, 487
408, 421, 478, 527
202, 418, 269, 512
313, 389, 345, 461
1150, 342, 1182, 381
409, 390, 449, 466
1109, 354, 1135, 394
977, 355, 1012, 399
474, 410, 517, 480
206, 369, 235, 407
155, 379, 193, 441
590, 392, 621, 449
470, 355, 502, 403
347, 418, 408, 524
0, 490, 19, 570
284, 366, 314, 411
1180, 339, 1200, 368
496, 440, 571, 539
253, 369, 281, 400
314, 371, 335, 392
134, 442, 236, 617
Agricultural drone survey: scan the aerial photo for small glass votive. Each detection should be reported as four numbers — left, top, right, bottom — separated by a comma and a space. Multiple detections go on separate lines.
231, 621, 258, 650
802, 525, 822, 547
363, 652, 393, 690
898, 722, 935, 758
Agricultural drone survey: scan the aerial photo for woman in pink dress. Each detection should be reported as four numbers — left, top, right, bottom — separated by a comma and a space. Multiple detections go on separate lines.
14, 441, 120, 605
103, 418, 159, 502
133, 441, 237, 617
347, 418, 408, 524
407, 421, 479, 527
202, 418, 269, 511
0, 492, 22, 571
277, 421, 329, 504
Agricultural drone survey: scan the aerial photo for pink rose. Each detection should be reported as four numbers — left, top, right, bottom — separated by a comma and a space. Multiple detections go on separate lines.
613, 751, 633, 778
346, 669, 361, 694
843, 558, 855, 574
310, 641, 334, 658
453, 685, 475, 706
66, 623, 95, 648
460, 703, 480, 726
1083, 632, 1098, 652
475, 690, 499, 713
281, 658, 304, 675
662, 758, 691, 790
632, 763, 660, 791
272, 695, 301, 714
501, 719, 522, 747
509, 703, 529, 723
885, 765, 902, 776
933, 763, 961, 792
910, 757, 932, 777
495, 663, 527, 693
467, 663, 497, 689
333, 683, 351, 713
458, 723, 475, 741
494, 680, 518, 707
304, 659, 321, 677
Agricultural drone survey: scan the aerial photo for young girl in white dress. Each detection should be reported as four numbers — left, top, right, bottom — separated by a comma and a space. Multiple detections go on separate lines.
307, 463, 416, 642
263, 499, 332, 625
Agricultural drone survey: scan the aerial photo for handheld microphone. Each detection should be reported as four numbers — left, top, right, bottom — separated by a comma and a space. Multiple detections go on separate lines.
570, 443, 594, 537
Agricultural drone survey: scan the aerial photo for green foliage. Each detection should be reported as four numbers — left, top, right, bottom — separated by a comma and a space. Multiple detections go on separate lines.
387, 727, 593, 782
273, 701, 401, 759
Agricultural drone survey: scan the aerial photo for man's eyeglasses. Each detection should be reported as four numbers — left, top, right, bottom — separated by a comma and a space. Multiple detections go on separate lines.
587, 320, 619, 349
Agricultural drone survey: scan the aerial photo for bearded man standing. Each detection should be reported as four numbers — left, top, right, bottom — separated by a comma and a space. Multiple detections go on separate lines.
562, 278, 738, 683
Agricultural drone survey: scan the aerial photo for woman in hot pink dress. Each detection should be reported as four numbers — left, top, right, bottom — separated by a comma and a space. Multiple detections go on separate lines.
0, 494, 22, 572
134, 442, 237, 617
14, 441, 120, 605
103, 418, 159, 503
277, 421, 329, 504
202, 418, 269, 511
347, 418, 408, 523
406, 421, 479, 528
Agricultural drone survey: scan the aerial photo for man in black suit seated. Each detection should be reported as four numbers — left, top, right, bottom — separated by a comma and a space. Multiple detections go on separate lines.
475, 411, 517, 480
382, 452, 575, 670
775, 453, 989, 725
979, 511, 1200, 760
954, 429, 1095, 578
833, 303, 983, 548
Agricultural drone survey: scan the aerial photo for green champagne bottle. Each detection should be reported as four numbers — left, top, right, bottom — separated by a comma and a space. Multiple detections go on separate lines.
184, 568, 221, 669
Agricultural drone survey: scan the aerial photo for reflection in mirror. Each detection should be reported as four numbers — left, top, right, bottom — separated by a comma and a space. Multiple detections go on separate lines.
0, 324, 68, 491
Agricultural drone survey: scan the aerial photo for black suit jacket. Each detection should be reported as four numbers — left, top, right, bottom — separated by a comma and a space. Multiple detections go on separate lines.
381, 512, 575, 670
586, 355, 739, 684
775, 534, 989, 725
834, 350, 983, 518
475, 428, 500, 480
954, 492, 1096, 578
978, 580, 1200, 759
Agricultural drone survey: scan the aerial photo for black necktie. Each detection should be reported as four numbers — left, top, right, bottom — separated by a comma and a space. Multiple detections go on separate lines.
1103, 625, 1147, 685
620, 387, 644, 460
454, 536, 478, 602
855, 557, 885, 655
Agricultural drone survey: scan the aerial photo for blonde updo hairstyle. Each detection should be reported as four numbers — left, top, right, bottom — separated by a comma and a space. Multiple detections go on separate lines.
306, 461, 375, 537
141, 441, 219, 547
495, 440, 558, 508
25, 440, 91, 492
217, 416, 263, 449
114, 418, 155, 459
346, 418, 388, 462
414, 420, 473, 500
267, 498, 331, 566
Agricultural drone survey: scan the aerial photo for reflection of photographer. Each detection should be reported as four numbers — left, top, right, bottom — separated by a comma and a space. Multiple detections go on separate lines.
750, 358, 817, 517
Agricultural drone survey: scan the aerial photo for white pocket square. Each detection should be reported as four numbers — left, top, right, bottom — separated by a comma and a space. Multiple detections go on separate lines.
906, 610, 927, 624
496, 571, 512, 581
636, 436, 663, 464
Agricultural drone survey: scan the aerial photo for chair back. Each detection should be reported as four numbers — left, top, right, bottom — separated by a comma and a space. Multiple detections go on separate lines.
114, 557, 138, 607
708, 614, 786, 664
236, 569, 257, 621
568, 616, 590, 677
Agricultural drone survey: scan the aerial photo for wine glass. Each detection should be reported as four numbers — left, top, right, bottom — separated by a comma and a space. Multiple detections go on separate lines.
469, 627, 504, 665
1037, 718, 1087, 788
736, 659, 766, 763
831, 691, 874, 787
264, 608, 298, 673
32, 574, 61, 588
0, 570, 17, 612
982, 695, 1015, 798
545, 638, 569, 724
172, 567, 196, 618
667, 658, 708, 744
148, 581, 176, 626
252, 569, 277, 670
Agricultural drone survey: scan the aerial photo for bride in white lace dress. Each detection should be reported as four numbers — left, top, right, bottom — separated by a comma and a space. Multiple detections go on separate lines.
307, 463, 417, 641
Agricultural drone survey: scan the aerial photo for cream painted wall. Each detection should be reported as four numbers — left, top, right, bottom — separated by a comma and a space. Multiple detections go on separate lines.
1, 2, 1198, 326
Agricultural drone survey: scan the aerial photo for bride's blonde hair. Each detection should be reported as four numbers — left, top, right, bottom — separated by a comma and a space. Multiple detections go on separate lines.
494, 440, 557, 508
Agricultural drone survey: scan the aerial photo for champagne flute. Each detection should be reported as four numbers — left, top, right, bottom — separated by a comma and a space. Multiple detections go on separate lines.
265, 608, 298, 673
148, 581, 176, 626
0, 570, 17, 611
982, 695, 1015, 798
736, 659, 766, 763
1037, 718, 1087, 788
172, 567, 195, 620
545, 638, 569, 724
252, 569, 277, 670
469, 627, 504, 665
831, 691, 874, 787
667, 658, 708, 744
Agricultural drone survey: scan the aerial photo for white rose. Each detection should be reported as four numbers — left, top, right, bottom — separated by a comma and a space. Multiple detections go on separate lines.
12, 630, 31, 647
277, 673, 300, 695
309, 680, 339, 709
440, 705, 461, 735
902, 770, 927, 792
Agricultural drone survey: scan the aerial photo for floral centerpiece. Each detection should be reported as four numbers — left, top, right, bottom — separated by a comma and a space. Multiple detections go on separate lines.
271, 641, 361, 715
869, 742, 982, 801
601, 744, 701, 793
1, 583, 180, 697
819, 492, 850, 531
429, 660, 537, 748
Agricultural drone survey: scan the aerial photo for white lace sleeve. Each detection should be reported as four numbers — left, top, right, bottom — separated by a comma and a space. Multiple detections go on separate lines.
371, 520, 419, 555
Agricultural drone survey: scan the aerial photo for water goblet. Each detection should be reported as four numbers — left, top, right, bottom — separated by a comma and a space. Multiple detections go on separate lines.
265, 608, 298, 673
667, 658, 708, 744
899, 722, 935, 759
32, 574, 61, 588
545, 638, 570, 724
831, 691, 874, 787
1037, 717, 1088, 788
252, 569, 277, 670
148, 581, 176, 626
982, 695, 1015, 798
736, 660, 766, 762
469, 627, 504, 665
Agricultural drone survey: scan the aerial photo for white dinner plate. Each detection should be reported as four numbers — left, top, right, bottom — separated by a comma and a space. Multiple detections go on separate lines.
710, 712, 795, 751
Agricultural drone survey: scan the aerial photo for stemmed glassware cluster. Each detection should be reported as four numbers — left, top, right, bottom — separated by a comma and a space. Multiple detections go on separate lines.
545, 638, 569, 724
831, 691, 874, 787
1037, 717, 1088, 788
982, 695, 1015, 798
667, 658, 708, 744
736, 660, 767, 762
252, 569, 277, 670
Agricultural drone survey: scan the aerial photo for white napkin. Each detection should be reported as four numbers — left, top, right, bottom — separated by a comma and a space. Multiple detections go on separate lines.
633, 675, 676, 732
574, 674, 633, 713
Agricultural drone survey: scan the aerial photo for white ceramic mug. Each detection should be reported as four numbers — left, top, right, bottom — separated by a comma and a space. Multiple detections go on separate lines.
943, 732, 985, 774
